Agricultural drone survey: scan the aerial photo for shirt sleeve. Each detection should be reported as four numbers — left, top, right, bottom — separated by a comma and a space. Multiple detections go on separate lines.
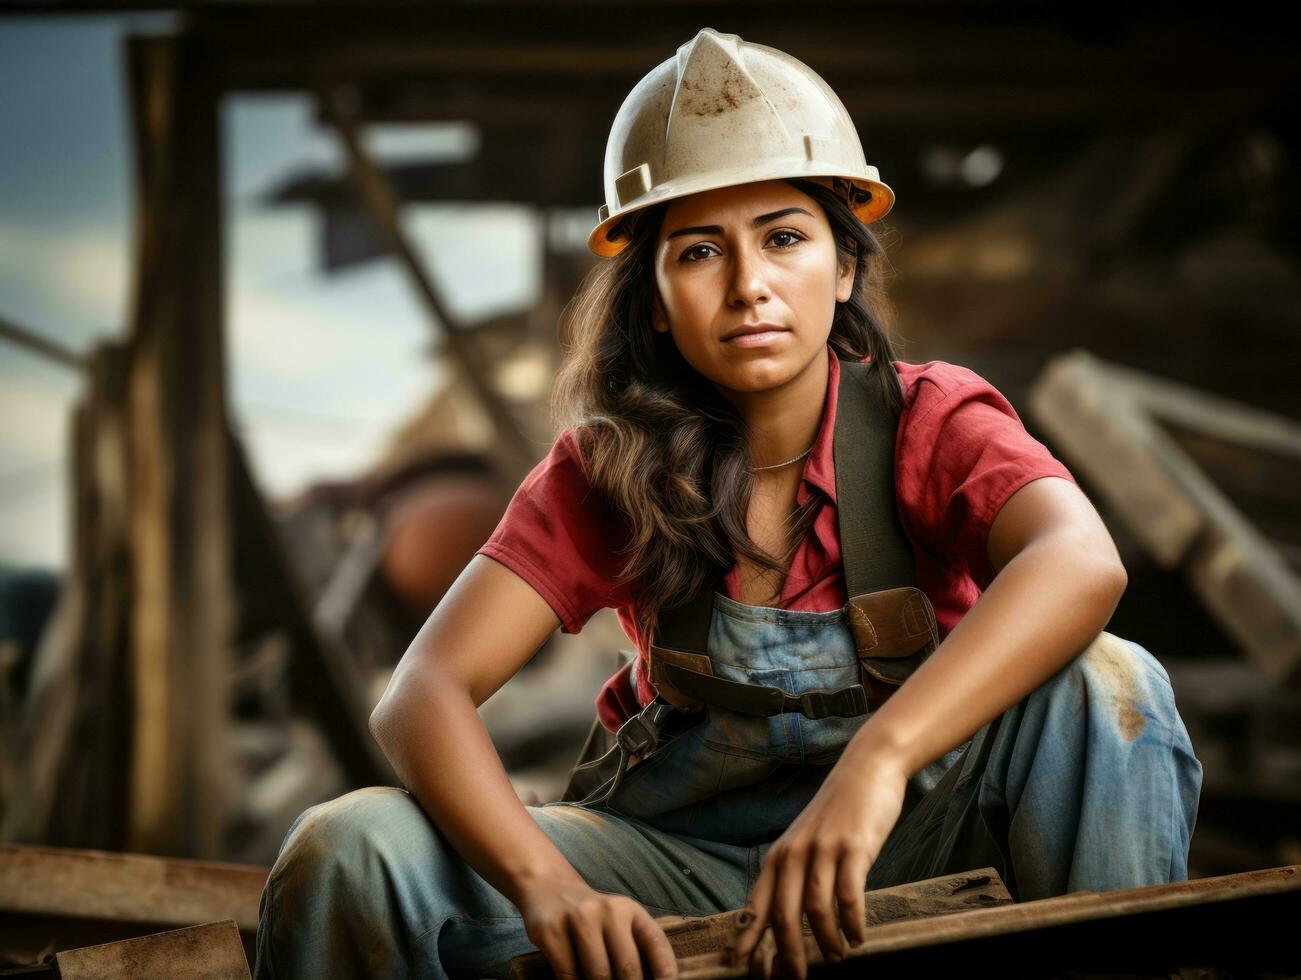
595, 659, 640, 733
475, 429, 633, 633
896, 369, 1078, 591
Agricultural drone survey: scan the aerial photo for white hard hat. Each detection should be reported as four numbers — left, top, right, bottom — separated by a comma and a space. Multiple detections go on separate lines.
588, 27, 895, 257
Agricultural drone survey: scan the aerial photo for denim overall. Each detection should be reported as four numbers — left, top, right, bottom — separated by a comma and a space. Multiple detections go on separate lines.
252, 361, 1203, 978
585, 596, 971, 847
252, 594, 1201, 980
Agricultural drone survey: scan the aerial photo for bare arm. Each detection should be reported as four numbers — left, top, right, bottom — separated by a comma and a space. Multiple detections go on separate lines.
369, 554, 678, 978
369, 554, 585, 902
847, 475, 1129, 778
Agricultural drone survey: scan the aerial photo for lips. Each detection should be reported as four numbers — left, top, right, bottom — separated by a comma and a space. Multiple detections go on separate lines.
722, 323, 787, 341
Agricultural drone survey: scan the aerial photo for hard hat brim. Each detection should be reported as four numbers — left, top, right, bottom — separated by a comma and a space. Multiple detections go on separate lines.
587, 173, 895, 258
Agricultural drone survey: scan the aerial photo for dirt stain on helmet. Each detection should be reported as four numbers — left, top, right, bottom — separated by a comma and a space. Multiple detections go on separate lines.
678, 61, 759, 117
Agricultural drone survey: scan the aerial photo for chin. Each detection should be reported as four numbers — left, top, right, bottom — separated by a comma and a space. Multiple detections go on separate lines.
715, 350, 801, 392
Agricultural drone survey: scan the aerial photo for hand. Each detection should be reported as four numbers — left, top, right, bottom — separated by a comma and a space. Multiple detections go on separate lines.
516, 878, 679, 979
730, 750, 908, 979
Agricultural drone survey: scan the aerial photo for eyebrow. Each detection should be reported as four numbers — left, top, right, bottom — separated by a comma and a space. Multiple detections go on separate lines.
665, 207, 815, 241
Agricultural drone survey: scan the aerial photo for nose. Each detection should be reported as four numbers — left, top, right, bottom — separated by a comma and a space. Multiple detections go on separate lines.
726, 241, 770, 309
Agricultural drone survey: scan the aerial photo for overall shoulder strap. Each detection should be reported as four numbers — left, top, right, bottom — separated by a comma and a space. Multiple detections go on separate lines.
653, 575, 718, 656
654, 356, 915, 654
834, 358, 916, 597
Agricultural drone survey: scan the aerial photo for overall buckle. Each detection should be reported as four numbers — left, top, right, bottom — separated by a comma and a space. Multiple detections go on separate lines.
615, 714, 657, 757
790, 684, 870, 719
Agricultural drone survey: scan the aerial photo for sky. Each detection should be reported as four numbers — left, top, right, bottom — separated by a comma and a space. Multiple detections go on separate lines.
0, 16, 548, 570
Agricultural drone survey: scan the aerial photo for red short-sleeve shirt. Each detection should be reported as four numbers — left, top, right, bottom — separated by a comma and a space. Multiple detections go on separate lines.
475, 345, 1077, 732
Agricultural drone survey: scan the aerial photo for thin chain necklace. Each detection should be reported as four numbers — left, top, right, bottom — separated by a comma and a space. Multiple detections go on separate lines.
749, 442, 815, 472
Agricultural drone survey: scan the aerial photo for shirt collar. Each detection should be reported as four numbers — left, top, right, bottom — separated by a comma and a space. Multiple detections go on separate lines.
799, 343, 841, 505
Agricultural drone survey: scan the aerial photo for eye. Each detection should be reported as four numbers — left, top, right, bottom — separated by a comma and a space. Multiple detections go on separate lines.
678, 243, 720, 263
768, 229, 806, 249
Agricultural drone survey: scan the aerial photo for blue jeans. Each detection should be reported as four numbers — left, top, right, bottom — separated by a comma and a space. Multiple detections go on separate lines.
254, 594, 1202, 978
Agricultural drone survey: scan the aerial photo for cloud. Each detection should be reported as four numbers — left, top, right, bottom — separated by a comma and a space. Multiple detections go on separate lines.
0, 219, 129, 337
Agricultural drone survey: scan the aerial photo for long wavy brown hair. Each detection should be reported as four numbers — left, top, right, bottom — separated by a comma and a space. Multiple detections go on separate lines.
551, 178, 904, 651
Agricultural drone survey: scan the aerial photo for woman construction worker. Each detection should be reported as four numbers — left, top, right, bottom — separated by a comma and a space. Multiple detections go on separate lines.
253, 28, 1203, 980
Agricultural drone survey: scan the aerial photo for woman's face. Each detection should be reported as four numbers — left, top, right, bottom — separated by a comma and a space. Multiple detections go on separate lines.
650, 179, 854, 395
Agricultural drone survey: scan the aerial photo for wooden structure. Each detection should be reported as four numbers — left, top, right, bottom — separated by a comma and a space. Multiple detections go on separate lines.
1, 2, 1296, 869
6, 843, 1295, 978
509, 866, 1301, 979
54, 921, 250, 980
1029, 350, 1301, 684
0, 843, 265, 968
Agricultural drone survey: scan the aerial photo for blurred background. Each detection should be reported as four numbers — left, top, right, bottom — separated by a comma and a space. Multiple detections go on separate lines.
1, 2, 1297, 890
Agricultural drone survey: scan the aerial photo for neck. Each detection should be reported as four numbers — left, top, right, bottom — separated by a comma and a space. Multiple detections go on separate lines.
716, 345, 829, 470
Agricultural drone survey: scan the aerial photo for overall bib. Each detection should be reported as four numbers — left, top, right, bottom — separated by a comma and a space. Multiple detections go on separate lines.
578, 601, 972, 849
559, 359, 954, 842
253, 361, 1203, 980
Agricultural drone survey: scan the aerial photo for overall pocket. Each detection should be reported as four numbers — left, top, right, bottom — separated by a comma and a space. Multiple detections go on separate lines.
846, 586, 939, 707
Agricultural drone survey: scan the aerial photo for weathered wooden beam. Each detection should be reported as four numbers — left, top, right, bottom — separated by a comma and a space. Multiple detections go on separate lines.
1, 343, 135, 851
0, 313, 87, 370
1029, 350, 1301, 683
226, 433, 396, 788
0, 844, 266, 932
681, 863, 1301, 979
124, 32, 234, 858
176, 7, 1290, 130
54, 920, 250, 980
64, 345, 135, 848
508, 867, 1012, 979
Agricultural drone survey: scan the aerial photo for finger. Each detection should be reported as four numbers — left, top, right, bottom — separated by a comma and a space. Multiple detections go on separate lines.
768, 848, 810, 980
733, 857, 780, 966
802, 843, 848, 964
748, 929, 776, 980
568, 906, 614, 980
835, 849, 870, 948
630, 910, 679, 980
603, 906, 646, 980
536, 923, 581, 980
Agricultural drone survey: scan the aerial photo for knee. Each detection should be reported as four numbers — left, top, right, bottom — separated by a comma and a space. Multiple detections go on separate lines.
268, 786, 430, 903
1037, 632, 1180, 744
258, 787, 447, 977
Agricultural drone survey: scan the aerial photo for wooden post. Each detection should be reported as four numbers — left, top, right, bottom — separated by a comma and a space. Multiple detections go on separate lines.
124, 33, 233, 858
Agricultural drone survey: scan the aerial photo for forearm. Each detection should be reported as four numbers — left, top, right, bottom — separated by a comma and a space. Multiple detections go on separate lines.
844, 529, 1128, 779
369, 673, 587, 907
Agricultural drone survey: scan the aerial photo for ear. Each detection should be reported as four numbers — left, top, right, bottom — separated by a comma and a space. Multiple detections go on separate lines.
835, 248, 857, 304
651, 292, 670, 333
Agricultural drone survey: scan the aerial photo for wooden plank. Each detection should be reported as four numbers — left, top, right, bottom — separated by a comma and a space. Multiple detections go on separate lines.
1028, 352, 1205, 567
677, 864, 1301, 978
1105, 357, 1301, 461
0, 844, 266, 932
55, 920, 249, 980
509, 867, 1011, 979
178, 6, 1289, 128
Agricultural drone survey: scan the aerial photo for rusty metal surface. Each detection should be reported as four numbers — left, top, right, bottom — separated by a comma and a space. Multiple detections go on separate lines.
54, 920, 250, 980
0, 845, 266, 932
